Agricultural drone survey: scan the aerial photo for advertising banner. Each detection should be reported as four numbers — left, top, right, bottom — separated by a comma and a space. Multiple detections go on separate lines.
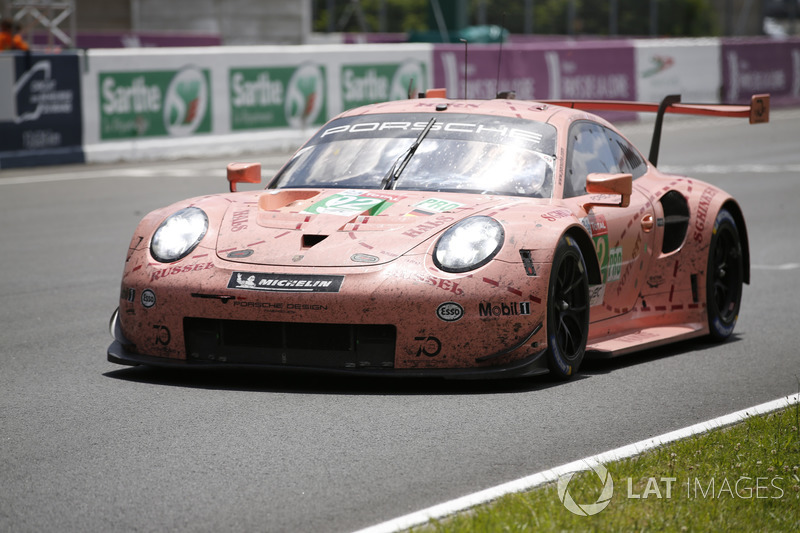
432, 41, 635, 103
635, 39, 721, 103
722, 38, 800, 105
0, 53, 84, 168
340, 59, 427, 109
229, 64, 327, 131
98, 66, 212, 140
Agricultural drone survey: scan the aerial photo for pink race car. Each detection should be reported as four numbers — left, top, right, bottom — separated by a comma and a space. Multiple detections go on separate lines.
108, 91, 769, 379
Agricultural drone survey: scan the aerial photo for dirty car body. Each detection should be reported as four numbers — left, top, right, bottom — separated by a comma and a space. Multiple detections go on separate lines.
108, 93, 769, 379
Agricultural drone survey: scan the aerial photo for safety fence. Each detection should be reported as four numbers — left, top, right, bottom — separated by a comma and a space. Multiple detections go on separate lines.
1, 37, 798, 168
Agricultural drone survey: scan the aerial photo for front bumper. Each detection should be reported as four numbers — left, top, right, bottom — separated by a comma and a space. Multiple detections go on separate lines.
108, 307, 548, 378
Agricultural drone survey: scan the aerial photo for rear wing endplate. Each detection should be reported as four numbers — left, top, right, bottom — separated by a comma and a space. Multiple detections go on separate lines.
545, 94, 770, 166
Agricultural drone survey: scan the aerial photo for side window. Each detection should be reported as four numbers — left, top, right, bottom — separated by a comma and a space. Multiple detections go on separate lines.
565, 122, 620, 198
607, 128, 647, 179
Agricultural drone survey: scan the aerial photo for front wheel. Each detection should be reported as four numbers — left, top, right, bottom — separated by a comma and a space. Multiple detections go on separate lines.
546, 236, 590, 379
706, 209, 743, 341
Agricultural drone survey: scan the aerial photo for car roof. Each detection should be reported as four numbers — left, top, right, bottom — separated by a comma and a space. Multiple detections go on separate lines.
335, 97, 595, 129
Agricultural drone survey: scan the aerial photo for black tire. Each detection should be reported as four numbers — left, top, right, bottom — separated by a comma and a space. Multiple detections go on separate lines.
546, 236, 590, 379
706, 209, 743, 341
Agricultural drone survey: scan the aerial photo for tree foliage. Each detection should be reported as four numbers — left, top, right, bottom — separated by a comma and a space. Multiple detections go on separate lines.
313, 0, 717, 37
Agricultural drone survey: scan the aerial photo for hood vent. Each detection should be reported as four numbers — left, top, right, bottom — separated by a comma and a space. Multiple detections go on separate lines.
302, 234, 328, 249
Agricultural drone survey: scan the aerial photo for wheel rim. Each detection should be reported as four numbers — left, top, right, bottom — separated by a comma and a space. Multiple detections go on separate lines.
552, 252, 588, 362
710, 224, 742, 324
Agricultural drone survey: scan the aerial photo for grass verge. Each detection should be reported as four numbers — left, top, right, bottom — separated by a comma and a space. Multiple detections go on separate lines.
411, 404, 800, 532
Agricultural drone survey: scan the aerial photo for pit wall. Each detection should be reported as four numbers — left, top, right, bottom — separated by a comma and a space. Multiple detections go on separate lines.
1, 37, 798, 168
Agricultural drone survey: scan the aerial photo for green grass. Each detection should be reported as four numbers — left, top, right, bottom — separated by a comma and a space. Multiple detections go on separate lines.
411, 405, 800, 533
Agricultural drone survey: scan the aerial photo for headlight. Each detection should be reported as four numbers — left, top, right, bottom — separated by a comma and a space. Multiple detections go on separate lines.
150, 207, 209, 263
433, 216, 505, 273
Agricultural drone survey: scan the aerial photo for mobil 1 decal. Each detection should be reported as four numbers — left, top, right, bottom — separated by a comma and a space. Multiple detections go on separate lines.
583, 214, 621, 283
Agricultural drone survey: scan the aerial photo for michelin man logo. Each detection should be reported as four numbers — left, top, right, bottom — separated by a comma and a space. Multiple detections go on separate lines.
557, 463, 614, 516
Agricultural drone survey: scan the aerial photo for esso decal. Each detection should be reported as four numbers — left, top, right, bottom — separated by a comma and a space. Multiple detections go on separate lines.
436, 302, 464, 322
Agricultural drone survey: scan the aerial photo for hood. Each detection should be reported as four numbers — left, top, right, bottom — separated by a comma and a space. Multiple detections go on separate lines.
215, 189, 512, 267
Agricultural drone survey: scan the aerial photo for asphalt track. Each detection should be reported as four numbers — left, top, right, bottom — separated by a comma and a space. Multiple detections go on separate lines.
1, 109, 799, 533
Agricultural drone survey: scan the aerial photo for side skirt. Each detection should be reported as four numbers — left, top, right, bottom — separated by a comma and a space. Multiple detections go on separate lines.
586, 323, 706, 359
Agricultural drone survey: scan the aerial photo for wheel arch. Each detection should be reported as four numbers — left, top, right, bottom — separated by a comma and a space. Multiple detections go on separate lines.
564, 225, 603, 286
720, 199, 750, 285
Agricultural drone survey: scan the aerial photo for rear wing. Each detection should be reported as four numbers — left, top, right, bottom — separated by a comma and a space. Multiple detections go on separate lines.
545, 94, 770, 166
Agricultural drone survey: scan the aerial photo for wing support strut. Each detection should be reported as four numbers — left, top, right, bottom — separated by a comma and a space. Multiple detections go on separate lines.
544, 94, 770, 167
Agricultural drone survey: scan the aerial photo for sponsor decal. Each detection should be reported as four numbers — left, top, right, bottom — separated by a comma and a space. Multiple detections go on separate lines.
402, 214, 454, 238
406, 197, 463, 216
436, 302, 464, 322
693, 187, 718, 243
583, 214, 618, 283
616, 233, 643, 297
141, 289, 156, 308
230, 209, 249, 232
302, 190, 399, 216
227, 249, 254, 259
606, 247, 623, 283
351, 253, 379, 263
647, 275, 665, 289
414, 335, 442, 357
387, 269, 464, 296
228, 272, 344, 293
478, 301, 531, 317
541, 209, 572, 222
589, 284, 605, 307
232, 301, 329, 311
153, 325, 171, 345
229, 64, 327, 130
121, 287, 135, 302
320, 120, 545, 146
150, 261, 214, 282
99, 66, 212, 140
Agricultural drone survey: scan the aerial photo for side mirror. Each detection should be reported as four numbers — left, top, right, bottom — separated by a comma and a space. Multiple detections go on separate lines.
584, 172, 632, 209
227, 162, 262, 192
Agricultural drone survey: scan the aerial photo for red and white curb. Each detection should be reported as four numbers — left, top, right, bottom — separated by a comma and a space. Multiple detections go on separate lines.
353, 392, 800, 533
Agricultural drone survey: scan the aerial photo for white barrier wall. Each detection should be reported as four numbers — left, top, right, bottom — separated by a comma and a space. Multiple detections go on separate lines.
82, 45, 433, 163
70, 38, 799, 165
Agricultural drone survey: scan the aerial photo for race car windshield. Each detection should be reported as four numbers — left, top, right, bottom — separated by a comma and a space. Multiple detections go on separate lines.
270, 113, 557, 199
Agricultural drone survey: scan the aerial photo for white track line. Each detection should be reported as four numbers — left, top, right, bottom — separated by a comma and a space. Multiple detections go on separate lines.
353, 392, 800, 533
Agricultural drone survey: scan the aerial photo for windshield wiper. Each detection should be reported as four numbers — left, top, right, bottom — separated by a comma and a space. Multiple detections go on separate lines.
380, 117, 436, 190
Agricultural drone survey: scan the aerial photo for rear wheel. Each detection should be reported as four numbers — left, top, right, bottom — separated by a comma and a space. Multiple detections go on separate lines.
546, 236, 590, 379
706, 209, 743, 341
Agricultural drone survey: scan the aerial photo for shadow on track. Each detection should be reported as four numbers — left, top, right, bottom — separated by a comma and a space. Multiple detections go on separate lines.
103, 334, 742, 395
581, 333, 744, 375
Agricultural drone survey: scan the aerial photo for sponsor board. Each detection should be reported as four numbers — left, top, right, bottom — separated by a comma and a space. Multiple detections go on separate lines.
99, 66, 212, 140
341, 60, 427, 109
230, 64, 327, 130
0, 53, 85, 167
